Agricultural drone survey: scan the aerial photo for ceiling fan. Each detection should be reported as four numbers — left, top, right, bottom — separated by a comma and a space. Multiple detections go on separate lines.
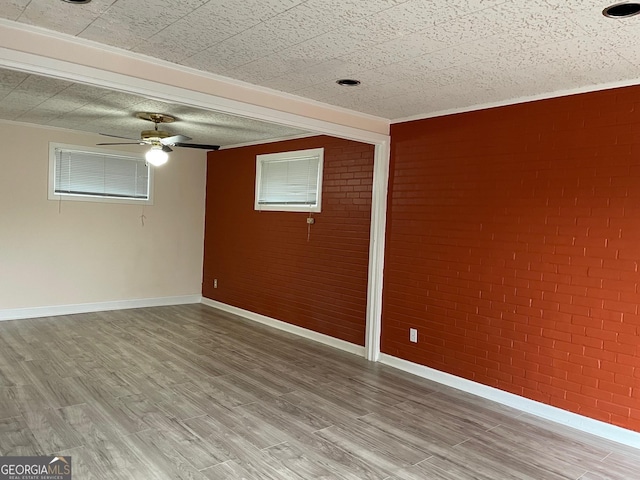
97, 112, 220, 166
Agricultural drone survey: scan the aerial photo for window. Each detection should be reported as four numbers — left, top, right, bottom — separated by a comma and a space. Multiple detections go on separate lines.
255, 148, 323, 212
48, 143, 152, 204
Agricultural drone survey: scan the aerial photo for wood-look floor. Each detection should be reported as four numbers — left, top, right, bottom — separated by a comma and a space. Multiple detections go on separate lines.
0, 305, 638, 479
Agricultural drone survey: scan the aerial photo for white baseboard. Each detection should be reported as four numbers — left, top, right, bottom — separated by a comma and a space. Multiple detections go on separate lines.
7, 295, 634, 448
379, 353, 640, 449
201, 297, 365, 357
0, 294, 203, 321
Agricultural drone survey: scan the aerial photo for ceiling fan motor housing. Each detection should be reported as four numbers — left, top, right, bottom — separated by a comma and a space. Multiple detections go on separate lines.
97, 112, 221, 151
141, 129, 171, 142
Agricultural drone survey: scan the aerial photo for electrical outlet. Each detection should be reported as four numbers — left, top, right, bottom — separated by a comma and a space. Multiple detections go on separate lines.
214, 279, 218, 288
409, 328, 418, 343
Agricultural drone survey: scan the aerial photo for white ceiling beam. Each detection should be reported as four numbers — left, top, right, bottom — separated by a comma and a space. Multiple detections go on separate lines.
0, 19, 389, 144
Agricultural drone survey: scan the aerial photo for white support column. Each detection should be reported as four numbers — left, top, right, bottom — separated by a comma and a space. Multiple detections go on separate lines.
365, 140, 391, 361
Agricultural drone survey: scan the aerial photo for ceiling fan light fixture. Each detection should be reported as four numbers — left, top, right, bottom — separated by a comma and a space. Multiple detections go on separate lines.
98, 112, 220, 152
145, 146, 169, 166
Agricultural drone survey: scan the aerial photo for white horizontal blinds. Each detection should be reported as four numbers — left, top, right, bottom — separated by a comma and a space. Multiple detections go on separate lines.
258, 154, 319, 206
55, 148, 149, 199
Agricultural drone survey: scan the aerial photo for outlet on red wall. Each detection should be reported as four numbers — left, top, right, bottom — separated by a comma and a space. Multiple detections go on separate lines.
384, 86, 640, 431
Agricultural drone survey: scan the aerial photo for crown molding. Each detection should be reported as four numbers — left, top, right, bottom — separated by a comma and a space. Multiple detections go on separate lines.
391, 77, 640, 125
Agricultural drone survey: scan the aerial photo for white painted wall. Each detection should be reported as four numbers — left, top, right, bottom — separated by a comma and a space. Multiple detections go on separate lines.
0, 121, 206, 310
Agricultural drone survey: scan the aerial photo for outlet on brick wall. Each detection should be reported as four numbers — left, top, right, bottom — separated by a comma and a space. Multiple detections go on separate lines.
384, 85, 640, 432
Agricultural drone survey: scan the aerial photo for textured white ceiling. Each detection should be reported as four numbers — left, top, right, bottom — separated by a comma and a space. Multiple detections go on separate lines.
0, 67, 307, 147
2, 0, 640, 120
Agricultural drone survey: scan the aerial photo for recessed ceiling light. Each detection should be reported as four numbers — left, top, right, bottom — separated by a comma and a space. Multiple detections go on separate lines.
603, 2, 640, 18
62, 0, 92, 3
336, 79, 361, 87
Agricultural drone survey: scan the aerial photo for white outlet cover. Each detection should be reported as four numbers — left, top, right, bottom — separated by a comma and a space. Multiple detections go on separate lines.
410, 328, 418, 343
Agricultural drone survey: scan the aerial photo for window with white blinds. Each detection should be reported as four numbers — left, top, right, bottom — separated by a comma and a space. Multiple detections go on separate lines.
48, 143, 152, 204
255, 148, 323, 212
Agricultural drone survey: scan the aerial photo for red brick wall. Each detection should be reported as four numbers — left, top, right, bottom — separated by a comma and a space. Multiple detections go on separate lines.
384, 86, 640, 431
202, 136, 374, 346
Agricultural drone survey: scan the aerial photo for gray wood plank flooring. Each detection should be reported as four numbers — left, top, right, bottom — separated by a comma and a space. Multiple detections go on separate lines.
0, 304, 638, 479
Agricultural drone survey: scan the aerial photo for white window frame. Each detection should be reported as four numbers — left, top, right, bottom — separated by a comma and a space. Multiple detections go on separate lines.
48, 142, 153, 205
254, 147, 324, 213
